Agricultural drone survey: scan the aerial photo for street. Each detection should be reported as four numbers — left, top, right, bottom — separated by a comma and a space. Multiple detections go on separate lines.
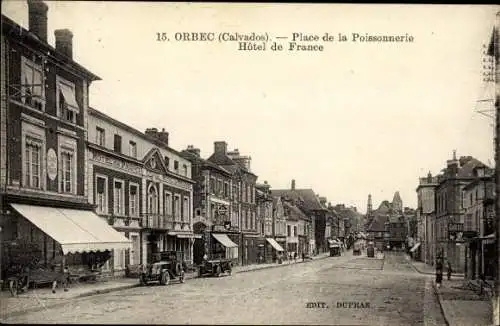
2, 252, 446, 325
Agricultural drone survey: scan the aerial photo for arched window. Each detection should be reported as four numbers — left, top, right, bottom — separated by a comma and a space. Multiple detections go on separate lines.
148, 185, 158, 214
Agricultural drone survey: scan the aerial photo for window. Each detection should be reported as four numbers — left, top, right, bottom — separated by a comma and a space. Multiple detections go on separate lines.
96, 176, 107, 214
24, 137, 42, 189
164, 192, 172, 215
174, 160, 179, 172
182, 164, 187, 176
287, 225, 291, 237
164, 156, 170, 170
129, 184, 138, 217
129, 141, 137, 158
147, 185, 158, 214
114, 180, 125, 216
96, 127, 105, 146
210, 177, 216, 194
174, 195, 181, 220
57, 77, 79, 123
224, 183, 229, 198
114, 134, 122, 153
294, 226, 297, 236
21, 57, 45, 110
183, 197, 190, 221
60, 150, 74, 193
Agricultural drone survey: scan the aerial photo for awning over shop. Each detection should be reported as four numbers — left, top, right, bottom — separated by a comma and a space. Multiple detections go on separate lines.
476, 233, 496, 245
167, 231, 202, 239
266, 238, 284, 252
212, 233, 238, 248
410, 243, 421, 253
11, 204, 131, 254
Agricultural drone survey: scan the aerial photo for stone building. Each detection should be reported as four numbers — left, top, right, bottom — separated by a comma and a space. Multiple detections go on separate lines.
0, 1, 130, 279
180, 145, 237, 265
87, 110, 196, 274
207, 142, 259, 265
416, 172, 439, 265
435, 152, 487, 273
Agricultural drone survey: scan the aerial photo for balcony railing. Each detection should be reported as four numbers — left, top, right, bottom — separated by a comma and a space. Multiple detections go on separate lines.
141, 213, 173, 229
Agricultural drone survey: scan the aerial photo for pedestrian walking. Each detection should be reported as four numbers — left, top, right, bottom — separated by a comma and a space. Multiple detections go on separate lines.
447, 261, 452, 280
302, 252, 305, 262
435, 258, 443, 288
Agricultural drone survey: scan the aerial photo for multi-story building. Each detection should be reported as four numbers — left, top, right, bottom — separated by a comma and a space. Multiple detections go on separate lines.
180, 145, 237, 265
272, 180, 319, 255
256, 182, 280, 263
272, 195, 287, 258
207, 142, 259, 265
462, 165, 496, 280
416, 172, 439, 265
0, 1, 130, 278
435, 152, 486, 273
87, 112, 196, 272
283, 199, 299, 257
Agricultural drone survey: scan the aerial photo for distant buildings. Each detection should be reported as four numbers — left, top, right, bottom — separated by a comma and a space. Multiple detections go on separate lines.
415, 152, 494, 275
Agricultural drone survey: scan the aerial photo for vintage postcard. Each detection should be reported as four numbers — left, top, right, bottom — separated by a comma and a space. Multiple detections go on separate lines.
0, 1, 499, 325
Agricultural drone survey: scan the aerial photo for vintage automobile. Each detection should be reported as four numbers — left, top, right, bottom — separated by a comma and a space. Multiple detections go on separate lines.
198, 258, 232, 277
139, 251, 185, 286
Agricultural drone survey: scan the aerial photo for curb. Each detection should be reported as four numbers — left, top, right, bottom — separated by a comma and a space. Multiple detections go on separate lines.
234, 254, 331, 274
432, 282, 450, 326
2, 256, 332, 319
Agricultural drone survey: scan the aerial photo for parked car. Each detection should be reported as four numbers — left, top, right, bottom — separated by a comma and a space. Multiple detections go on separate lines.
198, 258, 232, 277
139, 251, 185, 286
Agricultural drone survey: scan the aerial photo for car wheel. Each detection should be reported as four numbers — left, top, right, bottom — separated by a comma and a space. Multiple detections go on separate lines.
9, 279, 18, 297
215, 265, 221, 277
162, 272, 170, 285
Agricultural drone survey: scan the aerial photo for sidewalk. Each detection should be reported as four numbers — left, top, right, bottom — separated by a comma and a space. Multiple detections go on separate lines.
406, 255, 464, 278
433, 278, 493, 326
1, 252, 334, 319
0, 271, 197, 319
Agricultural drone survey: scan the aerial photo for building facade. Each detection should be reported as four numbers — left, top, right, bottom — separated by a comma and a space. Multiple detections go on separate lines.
256, 182, 277, 263
1, 1, 130, 280
207, 142, 259, 265
435, 153, 486, 273
463, 165, 496, 280
272, 196, 287, 259
416, 172, 439, 265
180, 145, 238, 265
87, 111, 196, 271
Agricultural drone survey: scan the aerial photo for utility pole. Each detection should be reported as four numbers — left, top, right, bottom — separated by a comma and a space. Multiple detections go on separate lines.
493, 11, 500, 326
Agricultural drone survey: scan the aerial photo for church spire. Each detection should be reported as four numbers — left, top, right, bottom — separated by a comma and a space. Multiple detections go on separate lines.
367, 194, 373, 216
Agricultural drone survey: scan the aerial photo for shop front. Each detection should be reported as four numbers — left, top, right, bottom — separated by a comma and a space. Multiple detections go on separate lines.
265, 237, 284, 262
211, 232, 239, 263
5, 204, 131, 282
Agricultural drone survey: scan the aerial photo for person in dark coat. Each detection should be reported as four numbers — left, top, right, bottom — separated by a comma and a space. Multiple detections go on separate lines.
446, 261, 452, 280
435, 258, 443, 288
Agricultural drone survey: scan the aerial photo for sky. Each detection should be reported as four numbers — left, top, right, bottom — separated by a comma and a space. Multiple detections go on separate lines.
3, 2, 498, 213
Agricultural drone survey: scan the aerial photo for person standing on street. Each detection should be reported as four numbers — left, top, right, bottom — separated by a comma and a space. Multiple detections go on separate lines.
447, 260, 452, 280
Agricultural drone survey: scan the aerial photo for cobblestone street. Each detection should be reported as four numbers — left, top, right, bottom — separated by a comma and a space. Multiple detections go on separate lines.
2, 252, 446, 325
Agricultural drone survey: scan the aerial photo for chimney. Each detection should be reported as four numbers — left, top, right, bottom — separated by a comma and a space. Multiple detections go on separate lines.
145, 128, 169, 146
28, 0, 48, 42
291, 179, 296, 190
54, 29, 73, 59
427, 171, 433, 183
185, 145, 200, 157
446, 150, 459, 177
214, 141, 227, 155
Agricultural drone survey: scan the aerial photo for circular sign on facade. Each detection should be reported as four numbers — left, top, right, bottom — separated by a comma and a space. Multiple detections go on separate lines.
47, 148, 58, 181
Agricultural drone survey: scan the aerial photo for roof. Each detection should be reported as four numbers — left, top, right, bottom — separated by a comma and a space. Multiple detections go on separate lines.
271, 189, 325, 211
207, 152, 257, 177
487, 26, 498, 59
367, 214, 389, 232
2, 15, 101, 81
283, 201, 308, 221
89, 108, 185, 157
457, 158, 488, 178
